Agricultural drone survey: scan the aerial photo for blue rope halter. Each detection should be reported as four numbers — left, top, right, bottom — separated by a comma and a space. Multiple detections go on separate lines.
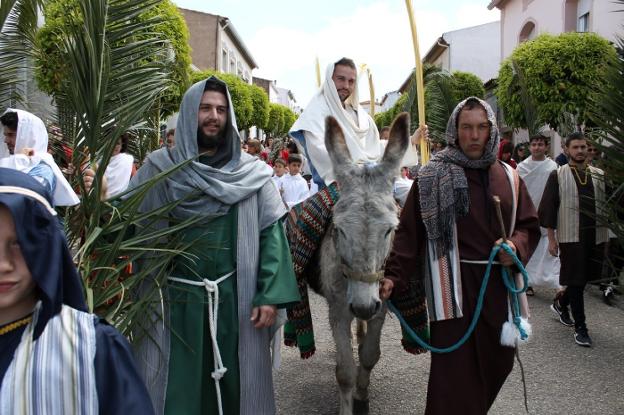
387, 242, 529, 354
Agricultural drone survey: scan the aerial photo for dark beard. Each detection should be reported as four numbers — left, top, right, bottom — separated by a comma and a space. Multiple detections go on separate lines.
197, 127, 225, 152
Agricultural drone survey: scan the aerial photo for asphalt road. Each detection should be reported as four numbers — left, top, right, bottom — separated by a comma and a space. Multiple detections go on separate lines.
275, 285, 624, 414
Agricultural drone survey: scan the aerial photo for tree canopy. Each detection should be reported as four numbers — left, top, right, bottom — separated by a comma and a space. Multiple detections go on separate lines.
496, 32, 616, 130
375, 66, 485, 141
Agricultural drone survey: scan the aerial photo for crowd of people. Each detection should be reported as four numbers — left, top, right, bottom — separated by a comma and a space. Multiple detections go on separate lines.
0, 55, 621, 415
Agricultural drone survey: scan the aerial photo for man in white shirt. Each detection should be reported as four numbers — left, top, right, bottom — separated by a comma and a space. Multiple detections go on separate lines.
517, 134, 560, 292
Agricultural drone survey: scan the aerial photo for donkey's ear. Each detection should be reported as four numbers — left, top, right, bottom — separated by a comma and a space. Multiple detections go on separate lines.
379, 112, 410, 173
324, 116, 353, 170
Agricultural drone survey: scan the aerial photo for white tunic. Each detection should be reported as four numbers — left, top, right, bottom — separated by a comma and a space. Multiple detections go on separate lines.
279, 173, 310, 210
517, 157, 561, 288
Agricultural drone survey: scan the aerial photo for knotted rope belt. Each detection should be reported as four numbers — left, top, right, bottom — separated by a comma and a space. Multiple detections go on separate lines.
168, 270, 235, 415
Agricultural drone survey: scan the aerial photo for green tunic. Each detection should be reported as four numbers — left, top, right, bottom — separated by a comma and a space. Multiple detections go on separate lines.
164, 207, 299, 414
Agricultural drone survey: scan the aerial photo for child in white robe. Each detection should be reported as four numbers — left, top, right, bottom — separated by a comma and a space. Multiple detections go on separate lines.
280, 154, 310, 210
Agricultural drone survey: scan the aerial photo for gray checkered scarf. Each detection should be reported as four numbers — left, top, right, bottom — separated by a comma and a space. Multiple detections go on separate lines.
417, 97, 500, 257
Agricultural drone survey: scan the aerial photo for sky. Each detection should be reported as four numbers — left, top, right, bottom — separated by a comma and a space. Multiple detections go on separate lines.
173, 0, 499, 107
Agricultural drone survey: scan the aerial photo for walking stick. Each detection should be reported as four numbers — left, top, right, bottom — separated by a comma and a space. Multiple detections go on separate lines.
493, 195, 531, 413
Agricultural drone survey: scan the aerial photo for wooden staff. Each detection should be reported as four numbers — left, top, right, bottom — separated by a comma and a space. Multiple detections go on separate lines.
404, 0, 429, 164
494, 195, 530, 317
493, 196, 507, 242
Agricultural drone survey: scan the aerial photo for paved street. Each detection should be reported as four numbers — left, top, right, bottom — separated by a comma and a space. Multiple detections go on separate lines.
275, 286, 624, 414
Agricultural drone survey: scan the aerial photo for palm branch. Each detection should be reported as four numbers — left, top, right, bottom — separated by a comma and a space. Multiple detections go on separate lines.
400, 63, 452, 138
0, 0, 43, 108
50, 0, 199, 335
588, 32, 624, 246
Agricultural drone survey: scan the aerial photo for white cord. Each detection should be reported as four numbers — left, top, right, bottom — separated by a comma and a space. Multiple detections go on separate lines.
169, 270, 235, 415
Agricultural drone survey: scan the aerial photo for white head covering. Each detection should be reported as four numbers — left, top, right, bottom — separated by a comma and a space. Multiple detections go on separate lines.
289, 60, 382, 184
104, 152, 134, 198
0, 109, 79, 206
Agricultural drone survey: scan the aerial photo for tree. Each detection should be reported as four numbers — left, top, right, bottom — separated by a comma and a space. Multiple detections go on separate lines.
34, 0, 191, 119
450, 71, 485, 103
250, 84, 270, 131
374, 65, 484, 142
496, 32, 617, 130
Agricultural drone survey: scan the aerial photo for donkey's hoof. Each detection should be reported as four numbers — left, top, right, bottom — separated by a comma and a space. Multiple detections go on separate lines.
353, 398, 369, 415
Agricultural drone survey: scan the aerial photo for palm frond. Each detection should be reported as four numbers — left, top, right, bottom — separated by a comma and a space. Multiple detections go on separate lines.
51, 0, 199, 334
588, 34, 624, 245
400, 63, 450, 134
0, 0, 43, 108
509, 59, 541, 137
424, 70, 454, 141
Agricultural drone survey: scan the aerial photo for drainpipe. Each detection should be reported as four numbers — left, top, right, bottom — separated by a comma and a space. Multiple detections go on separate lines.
437, 37, 450, 71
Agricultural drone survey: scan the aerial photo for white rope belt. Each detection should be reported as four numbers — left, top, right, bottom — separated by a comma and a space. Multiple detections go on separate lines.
460, 259, 501, 265
168, 270, 235, 415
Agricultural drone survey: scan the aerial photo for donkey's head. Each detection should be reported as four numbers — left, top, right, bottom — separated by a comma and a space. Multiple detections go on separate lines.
325, 112, 410, 320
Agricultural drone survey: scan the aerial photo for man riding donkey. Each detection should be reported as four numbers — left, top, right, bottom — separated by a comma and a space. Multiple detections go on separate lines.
285, 57, 422, 358
384, 97, 540, 414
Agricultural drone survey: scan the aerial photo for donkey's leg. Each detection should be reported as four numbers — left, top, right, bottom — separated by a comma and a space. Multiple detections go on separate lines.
329, 304, 357, 415
353, 306, 387, 414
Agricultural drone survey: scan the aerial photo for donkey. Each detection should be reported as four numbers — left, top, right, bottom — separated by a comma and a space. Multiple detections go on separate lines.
314, 113, 410, 415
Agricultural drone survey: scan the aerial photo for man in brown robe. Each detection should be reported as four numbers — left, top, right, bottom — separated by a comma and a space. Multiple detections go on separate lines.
383, 97, 540, 414
538, 132, 608, 347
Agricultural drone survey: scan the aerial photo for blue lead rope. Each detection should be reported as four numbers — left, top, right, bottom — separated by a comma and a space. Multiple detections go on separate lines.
387, 242, 529, 354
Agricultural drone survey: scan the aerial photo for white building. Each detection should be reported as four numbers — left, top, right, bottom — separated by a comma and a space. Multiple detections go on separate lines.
488, 0, 624, 153
488, 0, 624, 60
422, 21, 501, 82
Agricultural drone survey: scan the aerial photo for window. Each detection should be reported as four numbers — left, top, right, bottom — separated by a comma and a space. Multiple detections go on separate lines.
237, 62, 243, 78
578, 12, 589, 32
221, 49, 228, 72
229, 55, 236, 74
518, 21, 536, 43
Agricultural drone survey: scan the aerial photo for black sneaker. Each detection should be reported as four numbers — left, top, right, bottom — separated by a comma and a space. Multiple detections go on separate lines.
574, 329, 592, 347
550, 301, 574, 327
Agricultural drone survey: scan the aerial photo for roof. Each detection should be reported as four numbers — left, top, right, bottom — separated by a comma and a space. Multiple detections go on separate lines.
487, 0, 510, 10
423, 36, 449, 63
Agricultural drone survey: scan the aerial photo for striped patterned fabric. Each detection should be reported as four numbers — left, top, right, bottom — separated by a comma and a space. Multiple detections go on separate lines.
0, 303, 98, 414
557, 164, 609, 244
425, 229, 463, 321
284, 182, 340, 358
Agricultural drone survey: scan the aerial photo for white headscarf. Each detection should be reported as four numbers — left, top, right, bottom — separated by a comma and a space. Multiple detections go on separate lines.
290, 61, 382, 184
104, 152, 134, 198
0, 109, 79, 206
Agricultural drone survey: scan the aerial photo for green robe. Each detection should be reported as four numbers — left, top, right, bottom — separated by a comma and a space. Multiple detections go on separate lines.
164, 207, 299, 414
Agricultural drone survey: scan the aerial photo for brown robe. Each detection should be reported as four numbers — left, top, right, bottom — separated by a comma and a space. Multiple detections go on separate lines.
538, 169, 604, 286
386, 162, 540, 415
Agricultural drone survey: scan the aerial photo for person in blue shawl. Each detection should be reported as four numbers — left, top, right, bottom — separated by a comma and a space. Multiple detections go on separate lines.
129, 77, 300, 415
0, 168, 154, 414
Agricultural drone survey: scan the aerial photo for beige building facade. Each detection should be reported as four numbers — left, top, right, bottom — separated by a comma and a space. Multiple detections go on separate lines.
179, 8, 257, 84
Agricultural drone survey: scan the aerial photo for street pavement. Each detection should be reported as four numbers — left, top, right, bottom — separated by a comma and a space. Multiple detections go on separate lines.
275, 286, 624, 414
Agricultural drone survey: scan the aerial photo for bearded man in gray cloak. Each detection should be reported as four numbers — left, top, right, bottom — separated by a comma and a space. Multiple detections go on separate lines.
130, 77, 300, 415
